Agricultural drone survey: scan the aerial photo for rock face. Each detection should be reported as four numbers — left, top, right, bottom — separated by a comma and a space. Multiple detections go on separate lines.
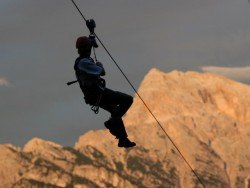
0, 68, 249, 188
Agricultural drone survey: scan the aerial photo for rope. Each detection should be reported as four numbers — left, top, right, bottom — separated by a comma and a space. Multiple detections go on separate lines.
70, 1, 206, 187
93, 46, 98, 62
91, 93, 102, 114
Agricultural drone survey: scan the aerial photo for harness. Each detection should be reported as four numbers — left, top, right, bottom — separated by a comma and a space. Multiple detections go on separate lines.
74, 57, 105, 114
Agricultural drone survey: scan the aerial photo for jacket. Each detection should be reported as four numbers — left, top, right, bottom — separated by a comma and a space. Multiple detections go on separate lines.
74, 56, 105, 89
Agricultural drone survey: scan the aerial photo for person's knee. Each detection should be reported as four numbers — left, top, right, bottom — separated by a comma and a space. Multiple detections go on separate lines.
127, 96, 133, 107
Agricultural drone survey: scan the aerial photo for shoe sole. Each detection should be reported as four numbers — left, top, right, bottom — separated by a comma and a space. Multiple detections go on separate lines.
118, 143, 136, 148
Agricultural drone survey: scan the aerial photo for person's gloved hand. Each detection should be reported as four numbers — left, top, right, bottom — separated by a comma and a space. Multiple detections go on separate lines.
96, 61, 103, 67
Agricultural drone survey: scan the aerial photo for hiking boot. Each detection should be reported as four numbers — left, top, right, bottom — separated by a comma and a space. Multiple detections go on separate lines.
118, 137, 136, 148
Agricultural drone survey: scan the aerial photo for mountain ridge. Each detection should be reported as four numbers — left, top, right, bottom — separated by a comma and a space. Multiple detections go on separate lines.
0, 69, 249, 188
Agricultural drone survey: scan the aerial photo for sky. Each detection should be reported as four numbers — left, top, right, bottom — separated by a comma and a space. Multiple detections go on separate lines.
0, 0, 250, 147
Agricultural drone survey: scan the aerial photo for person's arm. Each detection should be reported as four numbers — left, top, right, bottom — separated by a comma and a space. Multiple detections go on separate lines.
96, 61, 106, 76
78, 58, 104, 76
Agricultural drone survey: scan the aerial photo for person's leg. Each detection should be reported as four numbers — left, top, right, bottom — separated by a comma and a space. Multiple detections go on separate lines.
99, 88, 127, 138
99, 88, 133, 118
99, 88, 136, 147
104, 117, 135, 148
111, 91, 133, 118
104, 117, 127, 139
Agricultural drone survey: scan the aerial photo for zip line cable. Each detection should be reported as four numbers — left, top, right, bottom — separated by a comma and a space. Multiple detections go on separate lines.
70, 0, 205, 187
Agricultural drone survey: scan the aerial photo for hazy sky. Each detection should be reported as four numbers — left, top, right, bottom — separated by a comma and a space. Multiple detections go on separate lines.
1, 0, 250, 146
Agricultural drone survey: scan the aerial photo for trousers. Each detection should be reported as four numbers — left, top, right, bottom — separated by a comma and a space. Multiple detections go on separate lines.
99, 88, 133, 139
83, 87, 133, 139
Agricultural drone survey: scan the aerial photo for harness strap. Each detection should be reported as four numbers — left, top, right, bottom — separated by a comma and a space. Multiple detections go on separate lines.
90, 81, 105, 114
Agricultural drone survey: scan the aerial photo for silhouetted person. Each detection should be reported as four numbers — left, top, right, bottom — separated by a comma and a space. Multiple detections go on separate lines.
74, 36, 136, 148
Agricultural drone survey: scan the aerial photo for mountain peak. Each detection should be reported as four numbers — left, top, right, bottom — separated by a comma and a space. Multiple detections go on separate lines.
23, 137, 62, 151
125, 68, 250, 126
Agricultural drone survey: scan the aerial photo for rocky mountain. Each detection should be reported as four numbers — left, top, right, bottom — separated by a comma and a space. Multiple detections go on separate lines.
0, 68, 249, 188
